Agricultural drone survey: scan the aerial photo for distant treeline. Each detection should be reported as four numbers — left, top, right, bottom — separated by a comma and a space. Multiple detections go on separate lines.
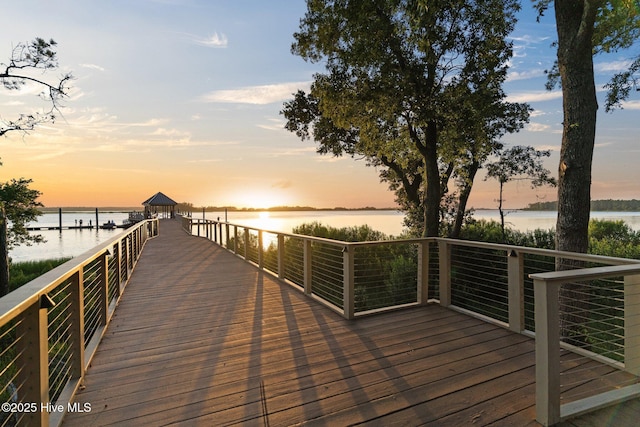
177, 204, 395, 212
524, 199, 640, 211
41, 207, 140, 212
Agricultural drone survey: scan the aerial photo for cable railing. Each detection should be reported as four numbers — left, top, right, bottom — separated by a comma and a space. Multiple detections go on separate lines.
183, 216, 640, 425
0, 218, 158, 427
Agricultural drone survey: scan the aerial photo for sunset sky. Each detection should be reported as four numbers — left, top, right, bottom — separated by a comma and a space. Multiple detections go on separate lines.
1, 1, 639, 209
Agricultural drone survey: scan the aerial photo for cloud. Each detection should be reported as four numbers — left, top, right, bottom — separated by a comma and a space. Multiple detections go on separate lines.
80, 63, 105, 72
506, 69, 545, 82
271, 180, 292, 189
188, 158, 222, 163
506, 90, 563, 103
595, 59, 633, 73
509, 35, 552, 44
191, 32, 228, 48
526, 122, 551, 132
621, 100, 640, 110
199, 81, 311, 105
257, 118, 286, 131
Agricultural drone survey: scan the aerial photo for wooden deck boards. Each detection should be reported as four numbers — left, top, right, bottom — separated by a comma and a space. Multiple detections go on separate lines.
62, 219, 639, 426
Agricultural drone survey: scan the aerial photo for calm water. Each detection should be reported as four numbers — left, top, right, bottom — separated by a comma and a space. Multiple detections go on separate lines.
11, 209, 640, 262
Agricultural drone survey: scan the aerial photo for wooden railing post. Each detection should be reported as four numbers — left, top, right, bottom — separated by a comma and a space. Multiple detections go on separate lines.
417, 240, 429, 305
278, 234, 285, 280
625, 274, 640, 375
99, 252, 109, 326
507, 249, 524, 332
258, 230, 264, 268
15, 299, 49, 426
69, 270, 85, 379
244, 229, 249, 259
343, 245, 355, 320
225, 223, 230, 248
115, 240, 123, 296
303, 239, 312, 295
534, 278, 561, 426
439, 241, 451, 306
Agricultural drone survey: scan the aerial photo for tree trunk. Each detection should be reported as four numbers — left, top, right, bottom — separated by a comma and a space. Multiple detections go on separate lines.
554, 0, 599, 257
423, 123, 440, 237
450, 161, 479, 238
554, 0, 600, 347
498, 181, 506, 240
0, 204, 9, 297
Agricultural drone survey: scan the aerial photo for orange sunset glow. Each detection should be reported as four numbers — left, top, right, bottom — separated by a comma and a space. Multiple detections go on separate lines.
1, 1, 639, 210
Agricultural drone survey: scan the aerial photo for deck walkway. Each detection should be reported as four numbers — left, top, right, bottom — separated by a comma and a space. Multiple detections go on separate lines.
63, 219, 639, 426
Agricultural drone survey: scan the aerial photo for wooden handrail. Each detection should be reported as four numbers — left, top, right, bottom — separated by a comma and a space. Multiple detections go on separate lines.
0, 218, 158, 427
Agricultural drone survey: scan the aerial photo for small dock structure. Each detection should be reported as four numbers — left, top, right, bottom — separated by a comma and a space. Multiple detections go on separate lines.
142, 191, 177, 219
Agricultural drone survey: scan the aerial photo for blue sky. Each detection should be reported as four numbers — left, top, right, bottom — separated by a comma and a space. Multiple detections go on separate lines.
0, 0, 638, 209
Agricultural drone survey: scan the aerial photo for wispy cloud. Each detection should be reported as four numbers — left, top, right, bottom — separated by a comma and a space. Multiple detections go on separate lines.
509, 35, 552, 44
506, 69, 545, 82
190, 32, 228, 48
526, 122, 551, 132
595, 59, 633, 73
272, 180, 292, 189
199, 81, 311, 105
257, 118, 286, 131
80, 63, 105, 71
621, 100, 640, 110
506, 90, 562, 103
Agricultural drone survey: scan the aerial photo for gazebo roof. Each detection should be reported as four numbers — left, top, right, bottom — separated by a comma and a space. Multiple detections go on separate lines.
142, 192, 178, 207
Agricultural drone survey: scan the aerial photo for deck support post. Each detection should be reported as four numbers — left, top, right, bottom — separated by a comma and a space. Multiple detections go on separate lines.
438, 241, 451, 306
625, 274, 640, 375
303, 239, 312, 295
343, 245, 355, 320
116, 241, 123, 296
69, 270, 85, 379
258, 230, 264, 268
277, 234, 285, 280
534, 278, 561, 426
507, 250, 524, 332
15, 300, 49, 426
99, 252, 109, 324
244, 229, 249, 259
417, 241, 429, 305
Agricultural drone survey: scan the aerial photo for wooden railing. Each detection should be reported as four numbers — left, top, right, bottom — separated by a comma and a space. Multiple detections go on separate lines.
0, 219, 158, 427
183, 216, 640, 426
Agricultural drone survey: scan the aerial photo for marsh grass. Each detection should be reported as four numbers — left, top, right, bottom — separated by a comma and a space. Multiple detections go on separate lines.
9, 257, 72, 292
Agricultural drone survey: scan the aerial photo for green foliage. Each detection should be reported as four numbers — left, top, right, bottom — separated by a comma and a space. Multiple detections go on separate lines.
0, 178, 45, 249
292, 221, 389, 242
9, 257, 71, 292
459, 219, 556, 249
485, 146, 556, 187
283, 0, 530, 237
535, 0, 640, 110
525, 199, 640, 211
588, 219, 640, 258
458, 218, 640, 258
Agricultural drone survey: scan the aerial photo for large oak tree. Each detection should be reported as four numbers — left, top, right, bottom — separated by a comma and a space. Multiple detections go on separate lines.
283, 0, 530, 237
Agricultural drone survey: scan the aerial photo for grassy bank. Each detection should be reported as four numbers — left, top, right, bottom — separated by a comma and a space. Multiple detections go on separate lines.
9, 258, 72, 293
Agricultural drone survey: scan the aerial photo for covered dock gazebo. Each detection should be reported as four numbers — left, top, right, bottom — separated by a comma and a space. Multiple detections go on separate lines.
142, 192, 178, 219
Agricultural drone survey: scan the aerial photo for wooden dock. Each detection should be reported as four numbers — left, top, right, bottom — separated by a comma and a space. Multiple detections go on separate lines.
62, 220, 640, 426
